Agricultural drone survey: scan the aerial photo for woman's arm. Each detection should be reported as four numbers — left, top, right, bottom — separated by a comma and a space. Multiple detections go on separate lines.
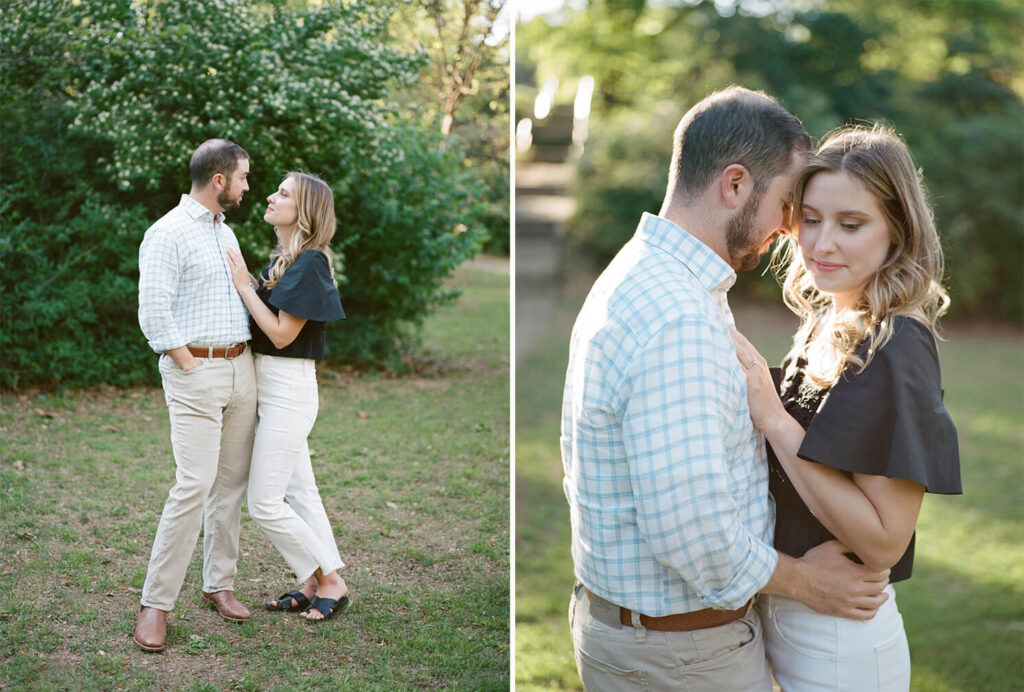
227, 250, 306, 349
730, 327, 925, 571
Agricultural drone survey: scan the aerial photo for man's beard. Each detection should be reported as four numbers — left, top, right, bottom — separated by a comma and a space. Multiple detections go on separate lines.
725, 186, 767, 272
217, 188, 241, 212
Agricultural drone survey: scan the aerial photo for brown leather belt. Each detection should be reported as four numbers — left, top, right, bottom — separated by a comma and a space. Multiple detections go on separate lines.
585, 587, 749, 632
187, 343, 247, 359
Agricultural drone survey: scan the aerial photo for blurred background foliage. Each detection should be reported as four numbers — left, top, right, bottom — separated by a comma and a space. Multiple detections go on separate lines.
517, 0, 1023, 320
0, 0, 508, 389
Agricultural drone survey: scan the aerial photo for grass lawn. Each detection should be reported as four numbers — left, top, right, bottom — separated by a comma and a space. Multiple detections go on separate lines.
515, 281, 1024, 691
0, 262, 510, 690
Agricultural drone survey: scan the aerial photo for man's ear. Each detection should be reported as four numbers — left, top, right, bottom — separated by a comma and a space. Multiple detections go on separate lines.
719, 164, 752, 210
211, 172, 226, 191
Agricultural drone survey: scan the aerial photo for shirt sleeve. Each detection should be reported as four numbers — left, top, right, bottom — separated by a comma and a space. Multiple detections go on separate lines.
621, 316, 778, 610
268, 250, 346, 322
138, 226, 185, 353
798, 317, 962, 494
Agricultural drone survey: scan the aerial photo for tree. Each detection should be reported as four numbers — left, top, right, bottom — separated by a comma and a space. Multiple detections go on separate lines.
390, 0, 511, 253
518, 0, 1024, 320
0, 0, 488, 388
418, 0, 507, 147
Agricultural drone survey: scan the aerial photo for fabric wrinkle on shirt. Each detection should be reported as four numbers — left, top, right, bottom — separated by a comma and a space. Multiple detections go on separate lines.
562, 212, 777, 618
138, 195, 251, 352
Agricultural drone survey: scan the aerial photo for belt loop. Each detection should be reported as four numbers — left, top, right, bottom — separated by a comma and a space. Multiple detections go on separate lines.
207, 345, 213, 359
630, 610, 646, 644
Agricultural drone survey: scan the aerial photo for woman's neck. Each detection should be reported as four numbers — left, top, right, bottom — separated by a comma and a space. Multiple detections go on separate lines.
277, 225, 297, 246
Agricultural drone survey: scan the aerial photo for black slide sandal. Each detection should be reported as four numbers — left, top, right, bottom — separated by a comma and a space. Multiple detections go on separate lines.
266, 590, 311, 612
302, 594, 349, 622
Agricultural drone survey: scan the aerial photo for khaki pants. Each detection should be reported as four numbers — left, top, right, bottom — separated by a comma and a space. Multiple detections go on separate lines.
247, 355, 344, 583
141, 351, 257, 611
569, 583, 772, 691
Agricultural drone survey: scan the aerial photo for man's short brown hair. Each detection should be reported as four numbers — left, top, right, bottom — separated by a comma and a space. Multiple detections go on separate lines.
189, 139, 250, 188
668, 86, 810, 202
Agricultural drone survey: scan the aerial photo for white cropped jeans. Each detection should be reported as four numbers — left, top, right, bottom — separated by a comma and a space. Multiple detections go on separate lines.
248, 354, 344, 583
759, 585, 910, 691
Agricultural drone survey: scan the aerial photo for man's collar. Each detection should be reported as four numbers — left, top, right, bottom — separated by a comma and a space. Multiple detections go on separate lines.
179, 194, 225, 223
634, 212, 736, 292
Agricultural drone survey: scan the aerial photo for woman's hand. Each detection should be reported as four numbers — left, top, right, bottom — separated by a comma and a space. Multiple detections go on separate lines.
728, 326, 786, 433
226, 249, 256, 295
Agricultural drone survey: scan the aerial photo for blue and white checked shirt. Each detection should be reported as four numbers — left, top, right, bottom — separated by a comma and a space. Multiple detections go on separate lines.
561, 212, 777, 616
138, 195, 251, 353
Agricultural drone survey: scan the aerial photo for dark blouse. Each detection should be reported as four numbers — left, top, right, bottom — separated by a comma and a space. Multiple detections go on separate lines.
768, 316, 961, 582
250, 249, 346, 360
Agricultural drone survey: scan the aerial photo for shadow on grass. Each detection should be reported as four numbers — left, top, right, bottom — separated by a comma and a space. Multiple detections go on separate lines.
901, 556, 1024, 692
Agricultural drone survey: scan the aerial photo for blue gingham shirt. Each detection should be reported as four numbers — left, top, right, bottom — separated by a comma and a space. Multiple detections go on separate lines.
561, 212, 777, 616
138, 195, 251, 352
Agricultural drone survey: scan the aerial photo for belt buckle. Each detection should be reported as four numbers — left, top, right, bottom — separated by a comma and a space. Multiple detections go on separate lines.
224, 343, 238, 360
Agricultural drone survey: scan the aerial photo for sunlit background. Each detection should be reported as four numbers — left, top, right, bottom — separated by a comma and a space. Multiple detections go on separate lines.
514, 1, 1024, 690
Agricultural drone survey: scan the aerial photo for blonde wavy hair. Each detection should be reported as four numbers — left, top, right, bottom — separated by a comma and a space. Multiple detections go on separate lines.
264, 171, 337, 289
772, 124, 950, 386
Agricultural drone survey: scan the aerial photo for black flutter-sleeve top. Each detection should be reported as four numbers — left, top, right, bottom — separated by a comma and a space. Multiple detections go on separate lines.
768, 316, 961, 582
250, 249, 346, 360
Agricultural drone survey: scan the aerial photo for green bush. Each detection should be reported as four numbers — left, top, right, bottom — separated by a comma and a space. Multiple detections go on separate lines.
0, 0, 487, 389
329, 121, 487, 365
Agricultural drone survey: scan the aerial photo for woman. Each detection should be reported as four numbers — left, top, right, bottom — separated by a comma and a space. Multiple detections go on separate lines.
226, 171, 349, 622
730, 126, 961, 690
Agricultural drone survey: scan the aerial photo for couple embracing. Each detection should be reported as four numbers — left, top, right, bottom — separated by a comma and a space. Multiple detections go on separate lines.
134, 139, 349, 652
562, 87, 961, 690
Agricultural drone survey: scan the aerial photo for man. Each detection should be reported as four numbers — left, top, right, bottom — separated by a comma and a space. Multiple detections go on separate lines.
562, 87, 892, 690
134, 139, 258, 652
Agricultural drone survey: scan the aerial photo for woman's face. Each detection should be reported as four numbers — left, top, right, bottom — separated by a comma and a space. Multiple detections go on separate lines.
797, 170, 892, 312
264, 176, 299, 233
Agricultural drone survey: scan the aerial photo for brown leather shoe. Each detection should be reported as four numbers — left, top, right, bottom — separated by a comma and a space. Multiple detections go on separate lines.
202, 590, 250, 622
134, 606, 167, 652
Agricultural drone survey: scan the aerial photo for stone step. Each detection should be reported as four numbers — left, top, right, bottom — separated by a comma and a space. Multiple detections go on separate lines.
516, 237, 565, 278
529, 144, 573, 163
516, 219, 563, 240
516, 194, 575, 224
531, 120, 574, 146
516, 162, 575, 195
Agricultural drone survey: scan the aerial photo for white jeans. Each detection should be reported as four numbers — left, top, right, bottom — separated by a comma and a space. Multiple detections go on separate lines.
248, 354, 344, 583
759, 585, 910, 691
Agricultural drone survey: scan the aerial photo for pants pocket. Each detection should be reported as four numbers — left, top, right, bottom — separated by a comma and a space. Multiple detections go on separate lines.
874, 623, 911, 690
576, 646, 649, 691
769, 601, 839, 662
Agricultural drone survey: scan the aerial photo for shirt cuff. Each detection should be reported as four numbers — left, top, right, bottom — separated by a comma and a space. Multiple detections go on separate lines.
700, 535, 778, 610
147, 330, 186, 354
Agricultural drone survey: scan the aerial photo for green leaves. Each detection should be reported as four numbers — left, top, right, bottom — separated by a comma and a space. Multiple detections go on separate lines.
523, 0, 1023, 321
1, 0, 489, 388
